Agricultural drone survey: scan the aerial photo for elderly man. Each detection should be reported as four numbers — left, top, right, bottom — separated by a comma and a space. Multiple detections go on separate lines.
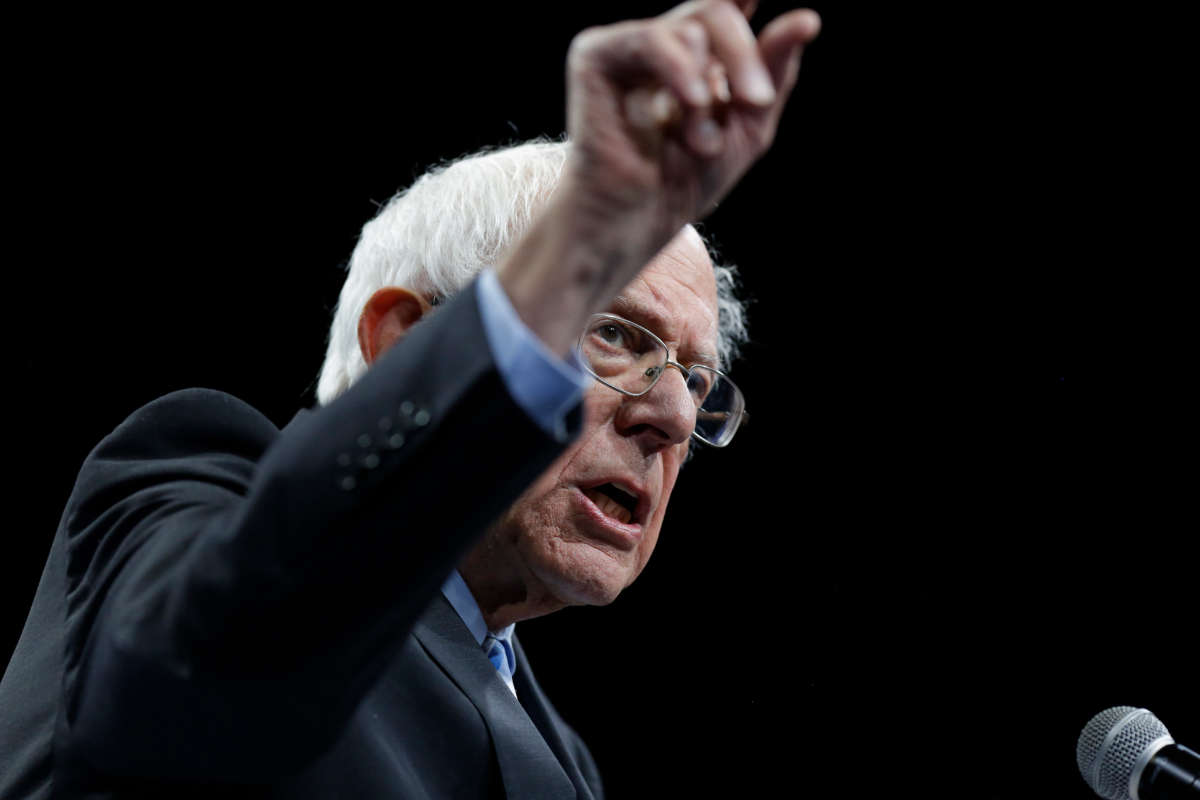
0, 2, 819, 797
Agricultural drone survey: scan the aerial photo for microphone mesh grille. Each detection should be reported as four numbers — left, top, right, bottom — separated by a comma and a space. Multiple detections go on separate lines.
1076, 707, 1172, 800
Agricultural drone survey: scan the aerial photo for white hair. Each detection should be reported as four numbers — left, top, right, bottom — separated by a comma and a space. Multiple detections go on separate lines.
316, 139, 749, 406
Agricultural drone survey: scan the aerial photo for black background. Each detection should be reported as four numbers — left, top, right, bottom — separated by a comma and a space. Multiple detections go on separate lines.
5, 2, 1194, 798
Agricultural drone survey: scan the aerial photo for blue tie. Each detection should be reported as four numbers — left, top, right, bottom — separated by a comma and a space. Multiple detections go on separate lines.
483, 632, 516, 685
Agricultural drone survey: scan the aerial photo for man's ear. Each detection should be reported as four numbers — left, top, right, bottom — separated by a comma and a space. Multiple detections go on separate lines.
357, 287, 433, 365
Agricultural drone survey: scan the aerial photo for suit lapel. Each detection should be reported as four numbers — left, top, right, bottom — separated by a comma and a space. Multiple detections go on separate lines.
512, 637, 597, 800
413, 596, 576, 800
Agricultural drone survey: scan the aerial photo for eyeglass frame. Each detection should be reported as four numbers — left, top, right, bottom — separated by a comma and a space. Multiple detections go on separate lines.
576, 312, 749, 447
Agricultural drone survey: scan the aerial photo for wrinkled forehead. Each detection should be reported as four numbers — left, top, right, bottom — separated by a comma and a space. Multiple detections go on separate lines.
610, 227, 720, 366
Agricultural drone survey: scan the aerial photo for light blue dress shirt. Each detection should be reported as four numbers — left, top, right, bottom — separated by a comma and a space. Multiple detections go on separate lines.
438, 272, 588, 696
441, 569, 517, 695
474, 269, 590, 443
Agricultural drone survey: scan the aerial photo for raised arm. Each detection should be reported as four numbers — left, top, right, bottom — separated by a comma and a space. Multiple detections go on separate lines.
66, 291, 566, 780
63, 0, 819, 784
498, 0, 820, 355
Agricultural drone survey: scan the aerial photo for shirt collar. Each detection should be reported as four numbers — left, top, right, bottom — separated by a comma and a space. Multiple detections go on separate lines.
440, 569, 515, 646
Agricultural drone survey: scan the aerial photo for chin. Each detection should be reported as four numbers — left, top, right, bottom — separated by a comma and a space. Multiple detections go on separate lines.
530, 540, 637, 608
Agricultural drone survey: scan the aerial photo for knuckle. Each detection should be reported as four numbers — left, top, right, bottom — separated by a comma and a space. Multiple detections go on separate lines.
705, 0, 756, 47
568, 26, 605, 61
637, 26, 692, 78
672, 20, 709, 63
699, 0, 735, 24
678, 19, 707, 46
714, 0, 746, 19
640, 26, 675, 58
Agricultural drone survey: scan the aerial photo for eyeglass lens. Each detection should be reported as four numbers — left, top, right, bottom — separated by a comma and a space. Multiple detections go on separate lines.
582, 318, 663, 394
579, 316, 744, 446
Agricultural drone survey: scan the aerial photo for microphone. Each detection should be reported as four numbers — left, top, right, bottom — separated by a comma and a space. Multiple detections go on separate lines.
1077, 706, 1200, 799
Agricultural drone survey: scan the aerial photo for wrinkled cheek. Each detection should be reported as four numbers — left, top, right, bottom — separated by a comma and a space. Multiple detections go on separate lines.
581, 383, 623, 426
510, 438, 586, 521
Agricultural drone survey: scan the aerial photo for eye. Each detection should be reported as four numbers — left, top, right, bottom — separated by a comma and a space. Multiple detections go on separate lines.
686, 368, 715, 402
588, 319, 654, 355
587, 322, 632, 356
597, 324, 624, 345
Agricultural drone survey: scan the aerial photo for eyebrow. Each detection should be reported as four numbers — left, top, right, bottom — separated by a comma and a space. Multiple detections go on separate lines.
609, 295, 721, 369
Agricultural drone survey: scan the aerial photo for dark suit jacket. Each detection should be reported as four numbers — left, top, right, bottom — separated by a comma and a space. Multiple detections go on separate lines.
0, 285, 601, 798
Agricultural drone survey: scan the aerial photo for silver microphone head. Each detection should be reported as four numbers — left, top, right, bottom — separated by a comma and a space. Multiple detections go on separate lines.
1077, 706, 1176, 800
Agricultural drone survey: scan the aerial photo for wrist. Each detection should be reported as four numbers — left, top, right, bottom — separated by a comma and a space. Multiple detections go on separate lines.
495, 180, 675, 356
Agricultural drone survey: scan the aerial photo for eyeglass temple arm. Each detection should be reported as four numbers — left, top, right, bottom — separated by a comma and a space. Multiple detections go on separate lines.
696, 409, 749, 426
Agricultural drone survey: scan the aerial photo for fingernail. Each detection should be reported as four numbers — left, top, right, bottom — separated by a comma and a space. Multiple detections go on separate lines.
687, 77, 710, 105
713, 73, 732, 104
741, 67, 775, 105
651, 88, 677, 124
695, 118, 721, 152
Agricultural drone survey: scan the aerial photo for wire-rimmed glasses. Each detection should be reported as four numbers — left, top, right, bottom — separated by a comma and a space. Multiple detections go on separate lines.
577, 313, 747, 447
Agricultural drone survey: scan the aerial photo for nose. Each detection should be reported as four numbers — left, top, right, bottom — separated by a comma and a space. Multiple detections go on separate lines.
612, 362, 695, 451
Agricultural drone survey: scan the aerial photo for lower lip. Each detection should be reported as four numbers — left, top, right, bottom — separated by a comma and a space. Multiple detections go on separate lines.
574, 487, 643, 550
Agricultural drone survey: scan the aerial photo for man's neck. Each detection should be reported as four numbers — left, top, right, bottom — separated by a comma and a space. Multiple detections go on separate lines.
458, 544, 566, 631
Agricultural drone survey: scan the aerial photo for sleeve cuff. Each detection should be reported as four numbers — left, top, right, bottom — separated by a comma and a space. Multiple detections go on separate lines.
474, 270, 589, 443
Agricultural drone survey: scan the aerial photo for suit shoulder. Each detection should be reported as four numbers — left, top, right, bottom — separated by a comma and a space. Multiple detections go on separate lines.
63, 389, 281, 521
95, 388, 281, 462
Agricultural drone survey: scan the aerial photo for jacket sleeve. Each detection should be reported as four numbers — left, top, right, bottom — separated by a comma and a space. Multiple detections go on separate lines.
64, 284, 579, 781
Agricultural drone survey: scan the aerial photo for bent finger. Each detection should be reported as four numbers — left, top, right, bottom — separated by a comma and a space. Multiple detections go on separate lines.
625, 86, 682, 132
664, 0, 757, 23
693, 0, 776, 107
707, 61, 731, 104
574, 22, 713, 108
757, 8, 821, 101
682, 105, 724, 157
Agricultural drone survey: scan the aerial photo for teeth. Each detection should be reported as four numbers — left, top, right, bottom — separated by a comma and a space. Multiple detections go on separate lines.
583, 488, 633, 524
599, 493, 632, 524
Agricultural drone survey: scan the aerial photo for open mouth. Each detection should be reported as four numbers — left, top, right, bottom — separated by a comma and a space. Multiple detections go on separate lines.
581, 482, 640, 525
